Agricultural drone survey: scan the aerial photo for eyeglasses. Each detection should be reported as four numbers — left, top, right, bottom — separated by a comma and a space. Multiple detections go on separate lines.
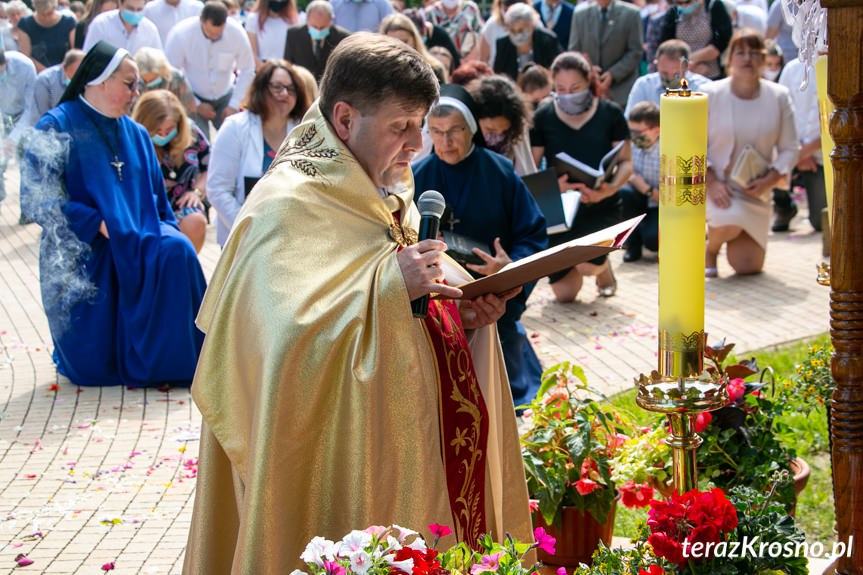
428, 124, 468, 140
113, 76, 140, 93
268, 83, 297, 96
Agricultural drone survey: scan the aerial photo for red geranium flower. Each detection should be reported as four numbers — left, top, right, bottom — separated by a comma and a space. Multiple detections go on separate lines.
726, 378, 746, 404
694, 412, 712, 433
574, 478, 600, 496
620, 481, 655, 509
639, 566, 665, 575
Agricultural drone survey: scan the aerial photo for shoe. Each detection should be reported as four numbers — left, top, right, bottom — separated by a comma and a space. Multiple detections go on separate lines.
772, 203, 798, 232
705, 267, 718, 278
597, 265, 617, 297
623, 245, 642, 262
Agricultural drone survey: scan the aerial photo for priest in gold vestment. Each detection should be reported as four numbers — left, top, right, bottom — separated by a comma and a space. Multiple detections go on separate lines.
182, 34, 534, 574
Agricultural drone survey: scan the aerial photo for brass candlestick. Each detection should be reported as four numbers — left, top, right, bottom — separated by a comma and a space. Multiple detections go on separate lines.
636, 333, 726, 494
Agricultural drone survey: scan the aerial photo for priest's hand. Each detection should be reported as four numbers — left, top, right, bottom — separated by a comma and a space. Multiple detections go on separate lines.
459, 287, 522, 330
197, 102, 217, 120
397, 239, 463, 301
467, 237, 511, 276
99, 221, 109, 239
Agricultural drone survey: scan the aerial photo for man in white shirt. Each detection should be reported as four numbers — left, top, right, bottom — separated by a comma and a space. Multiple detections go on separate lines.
83, 0, 163, 54
773, 57, 825, 232
165, 0, 254, 134
31, 49, 84, 118
0, 49, 36, 221
624, 39, 712, 117
143, 0, 203, 45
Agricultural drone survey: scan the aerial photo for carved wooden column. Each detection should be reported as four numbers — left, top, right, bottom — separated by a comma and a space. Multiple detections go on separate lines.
824, 1, 863, 573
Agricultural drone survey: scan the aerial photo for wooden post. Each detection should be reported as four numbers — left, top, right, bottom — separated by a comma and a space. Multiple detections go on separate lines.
823, 1, 863, 573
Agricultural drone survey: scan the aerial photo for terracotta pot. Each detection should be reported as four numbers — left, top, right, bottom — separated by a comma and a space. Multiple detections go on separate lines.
533, 501, 617, 567
788, 456, 810, 517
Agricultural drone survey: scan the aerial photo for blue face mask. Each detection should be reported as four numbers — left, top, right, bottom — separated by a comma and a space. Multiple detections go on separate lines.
152, 127, 178, 147
62, 76, 71, 86
677, 2, 698, 15
146, 76, 164, 88
308, 25, 330, 41
121, 9, 145, 25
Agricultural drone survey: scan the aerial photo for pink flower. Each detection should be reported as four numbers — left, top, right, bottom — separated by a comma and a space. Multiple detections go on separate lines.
469, 551, 504, 574
528, 499, 540, 513
364, 525, 387, 537
533, 527, 556, 555
101, 562, 116, 571
694, 412, 712, 433
557, 568, 568, 575
15, 554, 34, 567
428, 523, 452, 539
727, 379, 746, 404
575, 478, 600, 495
322, 560, 346, 575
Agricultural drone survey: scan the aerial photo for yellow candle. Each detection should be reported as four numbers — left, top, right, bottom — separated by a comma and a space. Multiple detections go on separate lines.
658, 90, 708, 378
816, 55, 834, 225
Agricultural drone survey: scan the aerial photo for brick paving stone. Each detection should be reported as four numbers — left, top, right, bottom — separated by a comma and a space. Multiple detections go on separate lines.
0, 165, 832, 574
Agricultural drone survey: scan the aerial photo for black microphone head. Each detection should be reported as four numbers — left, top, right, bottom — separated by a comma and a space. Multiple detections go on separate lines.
417, 190, 446, 219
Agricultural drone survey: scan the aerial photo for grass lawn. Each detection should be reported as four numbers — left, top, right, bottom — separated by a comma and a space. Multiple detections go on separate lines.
608, 333, 835, 545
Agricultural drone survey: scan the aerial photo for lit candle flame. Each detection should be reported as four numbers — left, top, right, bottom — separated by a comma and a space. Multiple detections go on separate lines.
680, 78, 689, 90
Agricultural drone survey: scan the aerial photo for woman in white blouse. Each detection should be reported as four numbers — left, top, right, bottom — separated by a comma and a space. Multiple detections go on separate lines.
245, 0, 304, 70
207, 60, 310, 245
703, 29, 799, 277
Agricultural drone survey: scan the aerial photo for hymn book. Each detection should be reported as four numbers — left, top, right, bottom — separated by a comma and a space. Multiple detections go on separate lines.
552, 140, 626, 189
522, 168, 581, 235
438, 215, 645, 300
729, 144, 770, 188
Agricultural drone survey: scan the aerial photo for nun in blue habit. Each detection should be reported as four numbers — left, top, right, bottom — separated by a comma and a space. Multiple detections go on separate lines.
20, 41, 206, 387
413, 84, 548, 406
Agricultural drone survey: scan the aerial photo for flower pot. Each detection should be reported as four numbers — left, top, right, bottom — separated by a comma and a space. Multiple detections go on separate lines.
788, 456, 810, 516
533, 502, 617, 567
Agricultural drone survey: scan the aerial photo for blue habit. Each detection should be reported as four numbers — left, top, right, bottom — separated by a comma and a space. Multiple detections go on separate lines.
413, 147, 548, 405
21, 98, 206, 387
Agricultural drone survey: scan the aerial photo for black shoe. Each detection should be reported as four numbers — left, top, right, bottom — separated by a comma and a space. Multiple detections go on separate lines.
772, 203, 798, 232
623, 246, 642, 262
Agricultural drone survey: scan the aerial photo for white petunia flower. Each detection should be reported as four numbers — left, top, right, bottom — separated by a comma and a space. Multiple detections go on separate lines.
289, 570, 308, 575
392, 524, 419, 542
385, 554, 414, 573
349, 550, 372, 575
386, 536, 403, 551
405, 537, 428, 552
300, 536, 336, 567
339, 530, 373, 555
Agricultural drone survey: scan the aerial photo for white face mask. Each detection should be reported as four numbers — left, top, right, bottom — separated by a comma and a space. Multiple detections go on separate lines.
441, 0, 459, 9
762, 69, 780, 81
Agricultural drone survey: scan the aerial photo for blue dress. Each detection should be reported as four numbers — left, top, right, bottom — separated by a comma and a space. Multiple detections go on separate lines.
21, 98, 206, 387
413, 147, 548, 405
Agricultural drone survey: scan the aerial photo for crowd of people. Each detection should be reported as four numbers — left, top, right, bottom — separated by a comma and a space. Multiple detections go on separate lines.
0, 0, 822, 403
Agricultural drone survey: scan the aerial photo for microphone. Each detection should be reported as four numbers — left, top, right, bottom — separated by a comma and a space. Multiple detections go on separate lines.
411, 190, 447, 318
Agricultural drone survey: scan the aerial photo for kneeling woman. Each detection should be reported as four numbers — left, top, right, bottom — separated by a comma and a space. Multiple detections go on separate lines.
20, 42, 206, 388
132, 89, 210, 253
412, 84, 547, 405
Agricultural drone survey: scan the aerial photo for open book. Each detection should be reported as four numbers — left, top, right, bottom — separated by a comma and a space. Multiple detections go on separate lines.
436, 215, 645, 300
522, 168, 581, 235
729, 144, 769, 188
553, 140, 625, 189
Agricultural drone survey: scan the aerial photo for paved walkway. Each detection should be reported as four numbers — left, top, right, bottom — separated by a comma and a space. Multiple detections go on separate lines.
0, 170, 831, 574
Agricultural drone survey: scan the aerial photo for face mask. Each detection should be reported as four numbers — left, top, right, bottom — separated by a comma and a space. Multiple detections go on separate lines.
483, 132, 511, 155
763, 69, 780, 81
269, 0, 287, 12
509, 30, 531, 47
308, 25, 330, 40
152, 127, 178, 146
632, 134, 654, 149
146, 76, 164, 88
121, 9, 145, 25
553, 89, 593, 116
62, 76, 71, 86
677, 2, 698, 16
661, 75, 683, 90
441, 0, 459, 9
